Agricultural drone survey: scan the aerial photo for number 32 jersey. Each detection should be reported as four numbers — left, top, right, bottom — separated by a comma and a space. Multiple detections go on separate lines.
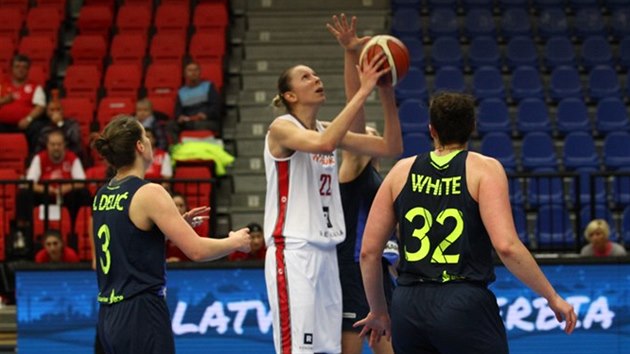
395, 151, 495, 285
263, 114, 345, 249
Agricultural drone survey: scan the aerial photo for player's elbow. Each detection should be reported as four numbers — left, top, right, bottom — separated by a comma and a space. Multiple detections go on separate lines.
493, 239, 519, 259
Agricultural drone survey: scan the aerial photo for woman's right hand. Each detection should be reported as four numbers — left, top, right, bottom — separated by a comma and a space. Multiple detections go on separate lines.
357, 53, 389, 93
327, 13, 370, 51
229, 227, 252, 253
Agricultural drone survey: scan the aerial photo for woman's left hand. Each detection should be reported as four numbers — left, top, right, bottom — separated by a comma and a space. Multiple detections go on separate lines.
326, 13, 370, 51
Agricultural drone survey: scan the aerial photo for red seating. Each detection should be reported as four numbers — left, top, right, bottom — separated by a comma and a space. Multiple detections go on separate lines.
198, 60, 224, 92
73, 206, 92, 260
32, 205, 72, 245
154, 3, 190, 33
28, 64, 48, 86
96, 96, 135, 127
189, 31, 226, 63
0, 133, 28, 175
173, 165, 213, 210
18, 35, 56, 67
85, 164, 108, 196
25, 6, 62, 39
0, 6, 25, 44
109, 33, 147, 65
60, 97, 95, 139
103, 63, 142, 97
77, 4, 113, 38
144, 63, 182, 97
147, 94, 176, 117
150, 32, 186, 64
70, 34, 107, 70
0, 35, 16, 70
116, 3, 152, 35
0, 168, 20, 239
193, 3, 228, 32
63, 64, 101, 103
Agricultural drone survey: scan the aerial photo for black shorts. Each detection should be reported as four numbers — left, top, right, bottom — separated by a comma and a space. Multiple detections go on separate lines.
339, 260, 394, 332
391, 282, 508, 354
98, 292, 175, 354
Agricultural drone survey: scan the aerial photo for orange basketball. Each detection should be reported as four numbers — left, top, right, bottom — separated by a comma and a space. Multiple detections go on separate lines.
359, 35, 410, 87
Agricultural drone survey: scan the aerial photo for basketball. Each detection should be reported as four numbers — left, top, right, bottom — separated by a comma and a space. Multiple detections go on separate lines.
359, 35, 410, 87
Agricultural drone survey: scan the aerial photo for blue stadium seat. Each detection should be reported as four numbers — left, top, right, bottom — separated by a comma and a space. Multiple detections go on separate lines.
512, 205, 530, 245
468, 36, 501, 70
536, 204, 576, 249
537, 8, 569, 40
431, 36, 463, 69
509, 177, 525, 206
499, 0, 529, 10
610, 8, 630, 40
510, 66, 545, 102
556, 98, 592, 136
398, 99, 429, 134
462, 0, 495, 10
606, 0, 630, 11
464, 9, 496, 39
532, 0, 566, 10
516, 98, 552, 134
433, 66, 466, 93
528, 169, 565, 207
573, 8, 607, 40
521, 132, 557, 171
391, 0, 423, 10
544, 36, 576, 70
400, 36, 425, 69
596, 97, 630, 135
568, 0, 601, 11
501, 8, 532, 39
401, 132, 433, 158
395, 67, 428, 102
588, 66, 620, 102
604, 131, 630, 170
506, 36, 539, 69
391, 9, 422, 38
476, 99, 512, 136
429, 8, 459, 39
549, 66, 582, 102
472, 66, 506, 101
427, 0, 458, 8
581, 36, 613, 70
569, 168, 607, 207
619, 37, 630, 70
621, 206, 630, 244
480, 132, 517, 171
563, 131, 600, 170
611, 174, 630, 209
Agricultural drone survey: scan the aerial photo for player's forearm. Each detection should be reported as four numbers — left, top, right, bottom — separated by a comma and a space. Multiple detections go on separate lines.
378, 86, 403, 157
360, 252, 388, 314
190, 237, 241, 262
497, 242, 558, 301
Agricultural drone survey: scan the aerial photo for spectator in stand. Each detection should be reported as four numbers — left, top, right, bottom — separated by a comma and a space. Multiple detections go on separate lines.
144, 128, 172, 182
166, 193, 209, 262
0, 54, 47, 152
228, 222, 266, 261
135, 98, 169, 150
36, 93, 83, 159
580, 219, 627, 257
167, 61, 222, 142
34, 229, 80, 263
19, 129, 90, 223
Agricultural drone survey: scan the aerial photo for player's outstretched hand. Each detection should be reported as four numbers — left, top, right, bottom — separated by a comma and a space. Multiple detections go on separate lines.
182, 206, 210, 227
353, 311, 391, 348
229, 228, 251, 253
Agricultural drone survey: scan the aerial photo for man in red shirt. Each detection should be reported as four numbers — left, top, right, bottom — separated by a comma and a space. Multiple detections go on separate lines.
0, 54, 47, 151
18, 129, 90, 225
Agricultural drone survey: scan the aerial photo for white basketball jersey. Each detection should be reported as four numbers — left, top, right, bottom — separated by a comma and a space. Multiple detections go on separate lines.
263, 114, 346, 249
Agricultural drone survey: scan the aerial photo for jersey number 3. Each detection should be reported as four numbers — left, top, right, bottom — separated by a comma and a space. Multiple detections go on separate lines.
97, 224, 112, 274
404, 207, 463, 264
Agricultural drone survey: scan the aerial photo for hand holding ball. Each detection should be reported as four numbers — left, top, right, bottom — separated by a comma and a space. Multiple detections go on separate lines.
359, 35, 410, 87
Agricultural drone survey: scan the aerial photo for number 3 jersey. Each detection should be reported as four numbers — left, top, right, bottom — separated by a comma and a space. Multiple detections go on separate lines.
92, 176, 167, 304
263, 114, 345, 249
395, 150, 495, 285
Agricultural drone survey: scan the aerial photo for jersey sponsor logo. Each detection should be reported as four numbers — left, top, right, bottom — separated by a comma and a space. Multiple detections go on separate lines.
311, 153, 335, 167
